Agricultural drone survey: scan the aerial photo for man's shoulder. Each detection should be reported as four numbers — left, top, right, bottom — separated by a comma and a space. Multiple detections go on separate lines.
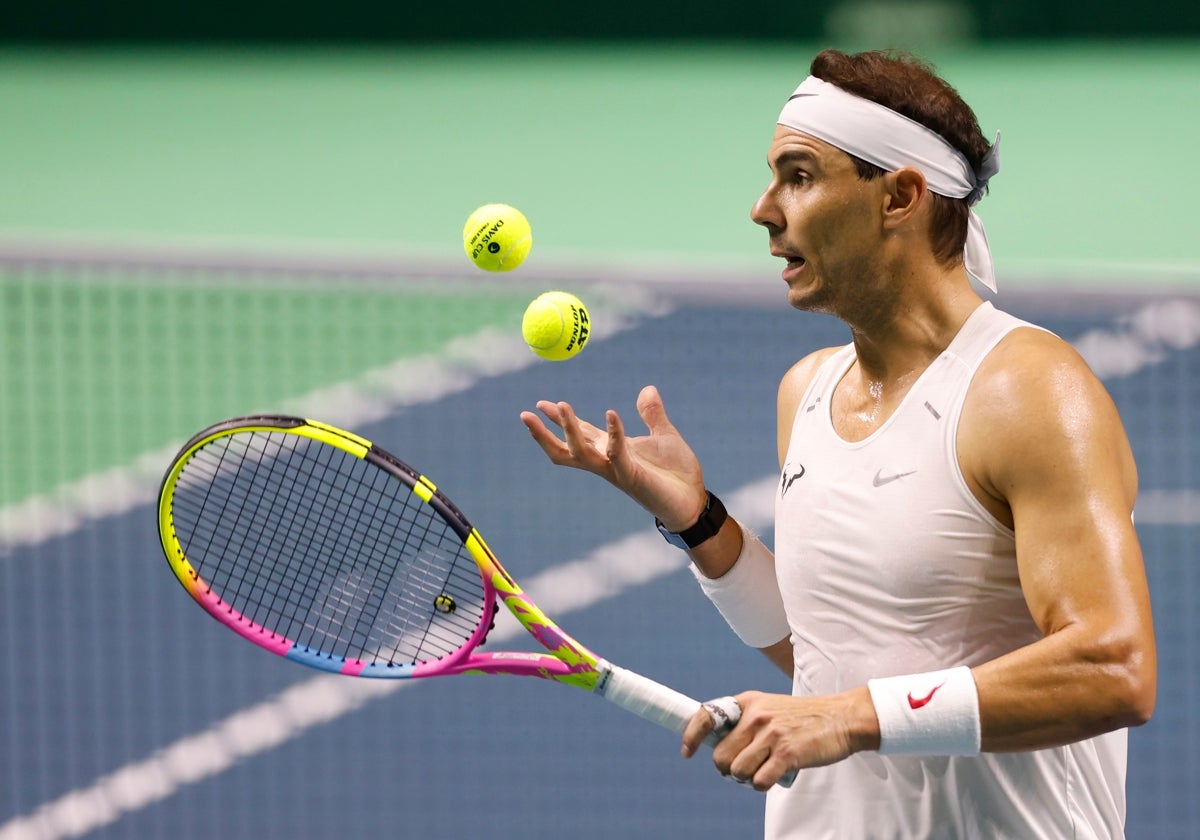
964, 322, 1118, 449
778, 344, 848, 403
783, 344, 849, 385
972, 323, 1098, 404
958, 317, 1132, 520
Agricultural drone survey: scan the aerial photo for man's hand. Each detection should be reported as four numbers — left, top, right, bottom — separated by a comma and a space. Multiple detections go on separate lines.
681, 689, 882, 792
519, 385, 708, 529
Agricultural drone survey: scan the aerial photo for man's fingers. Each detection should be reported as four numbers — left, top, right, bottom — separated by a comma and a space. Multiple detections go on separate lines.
520, 403, 599, 468
680, 705, 717, 759
635, 385, 667, 431
531, 400, 566, 427
751, 753, 795, 792
519, 411, 570, 462
636, 385, 678, 437
554, 402, 610, 468
556, 401, 588, 460
728, 740, 775, 791
604, 409, 631, 471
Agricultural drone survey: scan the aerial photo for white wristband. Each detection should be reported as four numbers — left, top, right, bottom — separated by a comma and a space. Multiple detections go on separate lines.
867, 666, 981, 756
690, 525, 791, 648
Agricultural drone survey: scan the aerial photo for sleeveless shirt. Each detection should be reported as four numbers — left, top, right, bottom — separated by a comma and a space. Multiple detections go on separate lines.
765, 302, 1127, 839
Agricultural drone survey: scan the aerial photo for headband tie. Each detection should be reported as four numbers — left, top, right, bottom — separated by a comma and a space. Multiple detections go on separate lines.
778, 76, 1001, 292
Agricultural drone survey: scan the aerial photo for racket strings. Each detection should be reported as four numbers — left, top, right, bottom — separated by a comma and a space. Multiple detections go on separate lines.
170, 430, 488, 667
230, 433, 332, 636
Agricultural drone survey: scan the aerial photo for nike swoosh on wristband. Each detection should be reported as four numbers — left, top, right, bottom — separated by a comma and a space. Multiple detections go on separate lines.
907, 682, 946, 710
873, 468, 917, 487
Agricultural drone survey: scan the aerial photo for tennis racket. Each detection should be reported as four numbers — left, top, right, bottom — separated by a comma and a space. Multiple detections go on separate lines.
157, 414, 793, 785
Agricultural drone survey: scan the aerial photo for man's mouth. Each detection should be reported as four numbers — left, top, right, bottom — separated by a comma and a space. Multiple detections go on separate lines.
773, 250, 807, 279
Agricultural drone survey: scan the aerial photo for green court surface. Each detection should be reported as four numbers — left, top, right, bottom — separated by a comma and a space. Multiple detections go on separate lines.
1, 41, 1198, 278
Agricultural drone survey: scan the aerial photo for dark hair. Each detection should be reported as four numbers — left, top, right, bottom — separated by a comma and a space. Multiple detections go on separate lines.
809, 49, 991, 266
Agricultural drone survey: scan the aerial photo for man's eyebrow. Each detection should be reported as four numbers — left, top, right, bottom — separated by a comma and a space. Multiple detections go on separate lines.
770, 150, 820, 171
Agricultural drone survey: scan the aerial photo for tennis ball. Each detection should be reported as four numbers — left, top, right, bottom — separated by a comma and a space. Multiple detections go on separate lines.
521, 291, 591, 361
462, 203, 532, 272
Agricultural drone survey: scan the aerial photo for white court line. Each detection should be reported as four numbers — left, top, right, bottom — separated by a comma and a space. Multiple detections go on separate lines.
0, 478, 778, 840
1135, 490, 1200, 526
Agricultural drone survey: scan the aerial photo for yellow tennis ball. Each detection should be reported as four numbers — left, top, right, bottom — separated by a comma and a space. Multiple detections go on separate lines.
521, 291, 591, 361
462, 203, 532, 272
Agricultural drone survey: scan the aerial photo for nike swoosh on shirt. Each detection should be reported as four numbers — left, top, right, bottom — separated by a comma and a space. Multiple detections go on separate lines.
908, 682, 946, 710
873, 468, 917, 487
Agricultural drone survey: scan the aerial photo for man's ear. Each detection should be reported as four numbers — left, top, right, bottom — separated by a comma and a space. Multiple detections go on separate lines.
881, 167, 928, 230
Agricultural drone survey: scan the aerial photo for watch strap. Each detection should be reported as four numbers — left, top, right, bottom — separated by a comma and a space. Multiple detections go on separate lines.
655, 491, 728, 550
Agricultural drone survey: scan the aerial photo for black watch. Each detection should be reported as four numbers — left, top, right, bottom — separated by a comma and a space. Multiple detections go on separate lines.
655, 491, 728, 550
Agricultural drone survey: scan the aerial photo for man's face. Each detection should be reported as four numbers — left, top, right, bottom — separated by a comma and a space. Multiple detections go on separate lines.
751, 126, 890, 316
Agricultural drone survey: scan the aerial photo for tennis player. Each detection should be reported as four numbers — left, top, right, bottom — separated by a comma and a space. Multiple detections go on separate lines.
521, 49, 1156, 838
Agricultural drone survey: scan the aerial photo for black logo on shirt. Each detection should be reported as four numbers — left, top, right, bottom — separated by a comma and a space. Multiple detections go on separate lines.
780, 464, 806, 497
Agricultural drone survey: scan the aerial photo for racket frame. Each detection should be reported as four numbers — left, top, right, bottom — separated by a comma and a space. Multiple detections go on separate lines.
159, 415, 605, 687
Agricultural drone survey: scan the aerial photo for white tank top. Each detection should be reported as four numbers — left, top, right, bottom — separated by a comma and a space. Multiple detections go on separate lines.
766, 302, 1127, 839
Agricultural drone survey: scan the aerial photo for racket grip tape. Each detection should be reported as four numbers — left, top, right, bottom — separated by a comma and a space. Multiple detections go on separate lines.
594, 660, 711, 739
594, 661, 795, 787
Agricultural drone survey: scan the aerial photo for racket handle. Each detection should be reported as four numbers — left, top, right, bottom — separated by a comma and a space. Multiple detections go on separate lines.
594, 660, 707, 738
594, 660, 796, 788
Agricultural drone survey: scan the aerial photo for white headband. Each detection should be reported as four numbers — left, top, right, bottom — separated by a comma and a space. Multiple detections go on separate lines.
778, 76, 1001, 292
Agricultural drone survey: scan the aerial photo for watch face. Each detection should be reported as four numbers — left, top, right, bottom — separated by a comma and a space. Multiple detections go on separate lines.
657, 521, 691, 550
